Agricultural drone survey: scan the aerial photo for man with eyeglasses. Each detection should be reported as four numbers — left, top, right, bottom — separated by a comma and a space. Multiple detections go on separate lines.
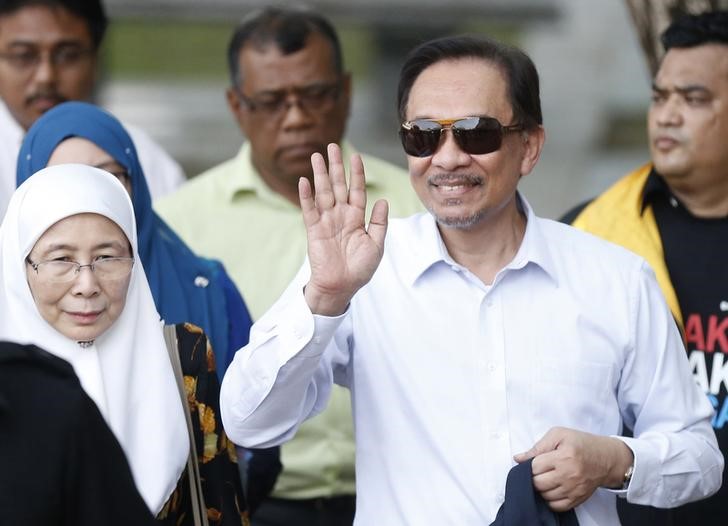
155, 7, 420, 526
0, 0, 184, 218
563, 10, 728, 526
219, 34, 723, 525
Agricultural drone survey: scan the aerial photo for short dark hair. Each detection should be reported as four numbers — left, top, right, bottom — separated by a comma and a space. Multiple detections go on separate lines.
662, 10, 728, 51
0, 0, 107, 50
227, 6, 343, 88
397, 35, 542, 131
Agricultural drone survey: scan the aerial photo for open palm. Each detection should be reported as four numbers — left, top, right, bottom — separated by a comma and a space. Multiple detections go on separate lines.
300, 143, 389, 316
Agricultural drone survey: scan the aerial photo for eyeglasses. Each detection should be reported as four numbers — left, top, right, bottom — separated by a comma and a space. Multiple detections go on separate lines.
399, 117, 523, 157
26, 257, 134, 283
0, 45, 93, 73
237, 80, 342, 117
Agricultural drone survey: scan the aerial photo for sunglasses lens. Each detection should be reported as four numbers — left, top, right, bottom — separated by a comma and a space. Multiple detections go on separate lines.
399, 117, 512, 157
453, 117, 503, 155
399, 125, 441, 157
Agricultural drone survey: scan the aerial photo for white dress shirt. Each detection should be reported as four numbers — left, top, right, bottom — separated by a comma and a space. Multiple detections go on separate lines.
221, 197, 722, 526
0, 99, 184, 220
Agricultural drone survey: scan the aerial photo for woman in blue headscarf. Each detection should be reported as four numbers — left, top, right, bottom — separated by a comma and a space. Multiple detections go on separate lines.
16, 101, 252, 377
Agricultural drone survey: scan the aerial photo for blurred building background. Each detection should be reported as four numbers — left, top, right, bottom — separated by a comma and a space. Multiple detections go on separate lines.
99, 0, 652, 218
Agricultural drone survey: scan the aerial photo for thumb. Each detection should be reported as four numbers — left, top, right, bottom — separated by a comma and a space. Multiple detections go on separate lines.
513, 427, 563, 463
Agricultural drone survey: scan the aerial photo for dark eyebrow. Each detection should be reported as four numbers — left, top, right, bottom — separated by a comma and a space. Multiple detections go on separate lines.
651, 82, 711, 96
252, 81, 336, 97
43, 243, 76, 252
93, 241, 127, 251
7, 39, 87, 49
675, 85, 711, 97
252, 88, 287, 97
41, 240, 127, 254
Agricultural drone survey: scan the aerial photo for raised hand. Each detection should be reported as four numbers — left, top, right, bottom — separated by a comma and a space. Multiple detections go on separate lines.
300, 143, 389, 316
513, 427, 634, 512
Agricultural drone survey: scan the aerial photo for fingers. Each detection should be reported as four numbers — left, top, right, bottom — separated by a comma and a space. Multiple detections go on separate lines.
531, 458, 584, 513
545, 498, 575, 513
311, 144, 364, 210
328, 143, 349, 204
530, 456, 559, 490
513, 449, 536, 463
367, 199, 389, 248
299, 177, 319, 227
312, 150, 335, 210
348, 153, 367, 210
522, 427, 603, 513
514, 426, 564, 463
530, 451, 558, 477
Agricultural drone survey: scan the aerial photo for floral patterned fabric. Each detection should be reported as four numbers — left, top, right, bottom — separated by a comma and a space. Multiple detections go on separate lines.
157, 323, 250, 526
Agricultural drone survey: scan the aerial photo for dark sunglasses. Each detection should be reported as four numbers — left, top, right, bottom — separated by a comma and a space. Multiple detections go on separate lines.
399, 117, 523, 157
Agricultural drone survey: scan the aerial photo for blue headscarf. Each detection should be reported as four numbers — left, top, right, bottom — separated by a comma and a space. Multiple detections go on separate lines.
17, 101, 250, 374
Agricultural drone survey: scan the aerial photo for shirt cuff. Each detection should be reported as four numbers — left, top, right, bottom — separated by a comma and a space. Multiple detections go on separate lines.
610, 435, 651, 499
299, 308, 349, 356
276, 288, 348, 360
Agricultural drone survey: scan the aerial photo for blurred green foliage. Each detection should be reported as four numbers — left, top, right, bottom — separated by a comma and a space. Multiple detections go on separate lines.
103, 18, 378, 81
102, 17, 518, 81
103, 19, 233, 80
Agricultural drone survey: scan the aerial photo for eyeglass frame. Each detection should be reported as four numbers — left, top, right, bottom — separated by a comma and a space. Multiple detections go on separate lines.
26, 256, 135, 282
0, 44, 95, 74
399, 116, 524, 157
234, 77, 345, 117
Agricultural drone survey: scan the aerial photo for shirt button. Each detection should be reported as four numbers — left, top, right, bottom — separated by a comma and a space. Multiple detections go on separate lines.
485, 299, 494, 307
669, 196, 679, 208
487, 362, 497, 372
490, 432, 501, 440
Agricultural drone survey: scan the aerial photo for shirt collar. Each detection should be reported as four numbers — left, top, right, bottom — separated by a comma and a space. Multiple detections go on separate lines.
0, 98, 24, 144
403, 193, 559, 286
223, 140, 382, 204
509, 195, 559, 285
640, 166, 670, 213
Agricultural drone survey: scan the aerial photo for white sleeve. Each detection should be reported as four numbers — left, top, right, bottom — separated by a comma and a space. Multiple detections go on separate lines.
616, 261, 723, 507
125, 124, 185, 199
219, 264, 352, 448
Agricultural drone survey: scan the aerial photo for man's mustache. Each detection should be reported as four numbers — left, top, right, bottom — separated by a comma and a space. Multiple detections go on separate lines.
25, 91, 67, 107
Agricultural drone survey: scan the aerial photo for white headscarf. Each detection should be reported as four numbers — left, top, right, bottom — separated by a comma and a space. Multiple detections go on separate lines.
0, 164, 188, 514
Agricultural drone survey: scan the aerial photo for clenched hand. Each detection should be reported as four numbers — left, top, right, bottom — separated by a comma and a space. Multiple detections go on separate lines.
513, 427, 634, 512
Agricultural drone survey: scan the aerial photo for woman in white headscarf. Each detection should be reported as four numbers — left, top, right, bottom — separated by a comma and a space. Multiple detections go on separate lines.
0, 164, 248, 525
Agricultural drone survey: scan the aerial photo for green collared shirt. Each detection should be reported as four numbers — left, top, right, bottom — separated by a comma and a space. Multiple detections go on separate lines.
155, 141, 422, 498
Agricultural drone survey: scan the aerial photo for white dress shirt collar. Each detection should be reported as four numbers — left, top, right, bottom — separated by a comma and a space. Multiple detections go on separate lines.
403, 193, 559, 287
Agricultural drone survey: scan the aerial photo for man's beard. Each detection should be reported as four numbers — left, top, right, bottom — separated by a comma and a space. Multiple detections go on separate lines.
427, 203, 487, 230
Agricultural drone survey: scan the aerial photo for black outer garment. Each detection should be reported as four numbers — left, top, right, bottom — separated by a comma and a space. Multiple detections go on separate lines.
0, 341, 156, 526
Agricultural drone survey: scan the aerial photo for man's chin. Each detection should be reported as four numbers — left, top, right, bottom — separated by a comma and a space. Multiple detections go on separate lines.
277, 143, 324, 163
653, 158, 691, 181
275, 158, 318, 181
18, 107, 55, 131
431, 210, 487, 230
